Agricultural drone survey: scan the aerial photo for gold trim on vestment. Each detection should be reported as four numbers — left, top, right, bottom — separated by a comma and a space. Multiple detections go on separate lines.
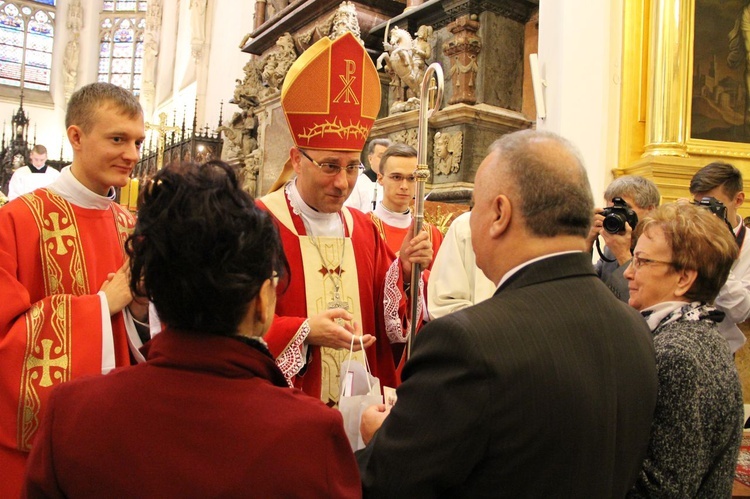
262, 188, 365, 406
16, 192, 85, 450
17, 296, 71, 451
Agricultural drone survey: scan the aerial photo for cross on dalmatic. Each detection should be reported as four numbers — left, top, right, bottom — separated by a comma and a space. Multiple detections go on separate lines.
42, 212, 77, 256
26, 339, 69, 388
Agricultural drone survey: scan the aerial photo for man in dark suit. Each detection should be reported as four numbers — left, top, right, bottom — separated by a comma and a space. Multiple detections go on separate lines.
356, 129, 658, 498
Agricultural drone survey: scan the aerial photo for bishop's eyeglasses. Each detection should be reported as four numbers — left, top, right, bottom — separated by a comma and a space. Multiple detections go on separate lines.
298, 148, 364, 177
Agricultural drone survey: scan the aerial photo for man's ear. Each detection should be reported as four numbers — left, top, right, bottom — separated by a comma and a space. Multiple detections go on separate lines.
673, 268, 698, 298
377, 173, 384, 185
67, 125, 83, 152
735, 191, 745, 209
488, 194, 511, 239
290, 148, 302, 175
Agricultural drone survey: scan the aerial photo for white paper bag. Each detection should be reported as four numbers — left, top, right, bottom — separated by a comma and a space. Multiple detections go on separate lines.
338, 336, 383, 450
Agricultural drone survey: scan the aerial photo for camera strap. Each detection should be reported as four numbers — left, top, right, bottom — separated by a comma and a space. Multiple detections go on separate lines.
595, 237, 616, 263
736, 223, 746, 251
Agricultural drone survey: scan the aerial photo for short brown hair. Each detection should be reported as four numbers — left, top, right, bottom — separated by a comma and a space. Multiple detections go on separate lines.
689, 161, 743, 198
379, 143, 417, 175
488, 130, 594, 238
66, 83, 143, 132
635, 202, 738, 302
31, 144, 47, 156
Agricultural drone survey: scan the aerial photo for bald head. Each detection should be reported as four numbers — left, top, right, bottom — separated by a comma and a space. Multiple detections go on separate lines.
485, 130, 593, 238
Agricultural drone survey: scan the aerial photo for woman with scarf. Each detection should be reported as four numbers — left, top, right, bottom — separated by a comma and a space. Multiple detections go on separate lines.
626, 202, 743, 498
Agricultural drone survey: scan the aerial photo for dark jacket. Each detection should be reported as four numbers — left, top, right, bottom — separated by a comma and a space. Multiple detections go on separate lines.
358, 252, 657, 498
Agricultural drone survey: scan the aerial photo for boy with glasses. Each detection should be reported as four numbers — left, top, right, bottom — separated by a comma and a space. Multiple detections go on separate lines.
370, 143, 443, 267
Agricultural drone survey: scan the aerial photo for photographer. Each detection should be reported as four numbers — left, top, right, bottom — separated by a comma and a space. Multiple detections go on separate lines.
586, 175, 661, 302
690, 161, 750, 353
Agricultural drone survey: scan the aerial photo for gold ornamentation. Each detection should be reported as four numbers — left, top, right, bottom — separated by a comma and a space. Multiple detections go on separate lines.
18, 295, 71, 451
297, 116, 369, 143
41, 212, 77, 256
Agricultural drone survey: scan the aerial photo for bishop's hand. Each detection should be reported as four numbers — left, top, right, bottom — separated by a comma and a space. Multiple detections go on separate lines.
306, 309, 376, 350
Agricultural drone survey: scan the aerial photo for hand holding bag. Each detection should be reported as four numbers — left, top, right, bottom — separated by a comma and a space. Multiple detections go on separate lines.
337, 335, 383, 450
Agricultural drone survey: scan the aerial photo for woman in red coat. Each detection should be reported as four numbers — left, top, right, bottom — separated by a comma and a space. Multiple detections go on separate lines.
23, 161, 361, 498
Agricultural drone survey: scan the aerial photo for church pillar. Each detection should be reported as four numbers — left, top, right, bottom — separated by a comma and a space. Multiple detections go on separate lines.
141, 0, 163, 119
642, 0, 691, 158
63, 0, 84, 103
190, 0, 212, 128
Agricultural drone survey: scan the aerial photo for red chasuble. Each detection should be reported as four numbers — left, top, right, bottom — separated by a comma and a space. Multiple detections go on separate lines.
258, 188, 411, 405
0, 189, 134, 498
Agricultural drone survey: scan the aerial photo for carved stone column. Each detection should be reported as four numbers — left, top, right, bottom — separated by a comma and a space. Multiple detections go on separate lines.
140, 0, 162, 118
63, 0, 83, 102
443, 15, 482, 106
190, 0, 208, 61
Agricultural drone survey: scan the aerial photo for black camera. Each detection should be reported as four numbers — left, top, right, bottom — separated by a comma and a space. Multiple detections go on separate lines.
694, 196, 727, 221
601, 197, 639, 234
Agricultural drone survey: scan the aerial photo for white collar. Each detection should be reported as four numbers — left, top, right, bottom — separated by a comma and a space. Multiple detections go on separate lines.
497, 251, 583, 289
286, 180, 344, 237
373, 202, 411, 228
47, 166, 116, 210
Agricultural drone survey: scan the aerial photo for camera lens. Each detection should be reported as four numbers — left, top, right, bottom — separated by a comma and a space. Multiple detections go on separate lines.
603, 213, 626, 234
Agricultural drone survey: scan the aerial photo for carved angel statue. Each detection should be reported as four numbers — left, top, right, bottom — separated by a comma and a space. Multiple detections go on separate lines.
433, 131, 463, 176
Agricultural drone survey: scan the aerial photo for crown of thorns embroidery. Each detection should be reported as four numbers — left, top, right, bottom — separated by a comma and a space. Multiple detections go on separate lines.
297, 116, 370, 143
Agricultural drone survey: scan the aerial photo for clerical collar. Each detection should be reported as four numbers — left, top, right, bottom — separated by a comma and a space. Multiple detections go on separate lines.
47, 166, 116, 210
286, 180, 344, 237
30, 165, 48, 174
374, 202, 411, 229
640, 301, 686, 331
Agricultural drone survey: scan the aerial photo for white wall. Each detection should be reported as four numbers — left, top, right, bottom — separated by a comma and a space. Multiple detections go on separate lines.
537, 0, 624, 205
0, 0, 256, 162
202, 1, 256, 132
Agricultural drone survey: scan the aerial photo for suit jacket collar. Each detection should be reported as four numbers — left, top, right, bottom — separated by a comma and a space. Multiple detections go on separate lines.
145, 328, 289, 387
496, 252, 596, 296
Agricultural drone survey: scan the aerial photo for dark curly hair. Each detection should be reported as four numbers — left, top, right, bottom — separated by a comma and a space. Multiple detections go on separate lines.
126, 161, 288, 336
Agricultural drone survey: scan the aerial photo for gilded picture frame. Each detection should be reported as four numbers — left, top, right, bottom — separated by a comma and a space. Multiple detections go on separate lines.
687, 0, 750, 157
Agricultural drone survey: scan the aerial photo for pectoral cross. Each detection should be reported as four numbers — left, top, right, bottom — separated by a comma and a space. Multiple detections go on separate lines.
145, 112, 180, 170
329, 291, 350, 327
327, 289, 350, 312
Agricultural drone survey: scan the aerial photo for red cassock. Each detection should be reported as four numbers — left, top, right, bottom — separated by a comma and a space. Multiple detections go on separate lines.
257, 188, 412, 405
369, 214, 444, 271
369, 214, 444, 379
0, 189, 134, 498
23, 330, 362, 499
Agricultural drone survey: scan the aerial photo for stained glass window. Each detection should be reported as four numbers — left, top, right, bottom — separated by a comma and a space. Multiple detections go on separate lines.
98, 0, 145, 95
0, 0, 55, 91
